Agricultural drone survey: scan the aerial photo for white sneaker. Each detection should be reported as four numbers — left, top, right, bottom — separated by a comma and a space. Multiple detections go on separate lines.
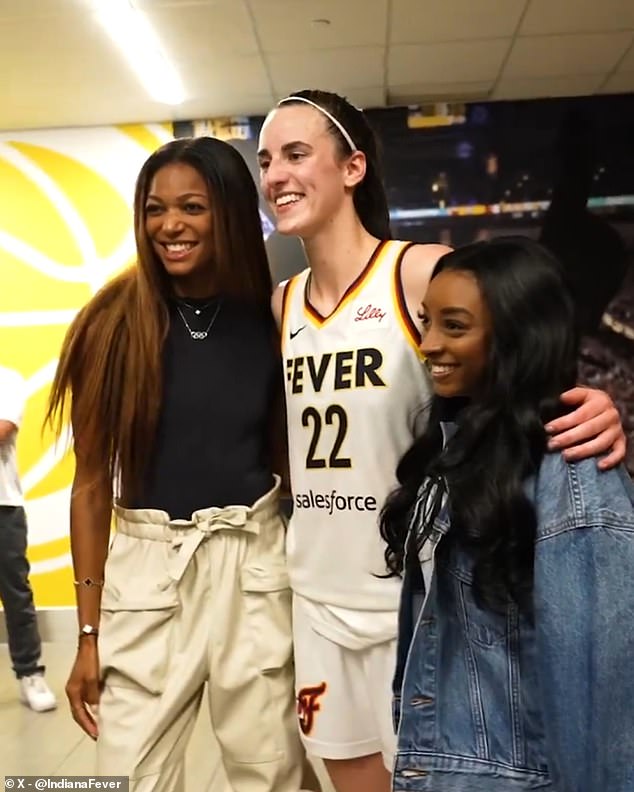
19, 673, 58, 712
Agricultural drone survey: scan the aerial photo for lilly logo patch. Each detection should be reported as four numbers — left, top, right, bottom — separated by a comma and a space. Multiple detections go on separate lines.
351, 301, 390, 329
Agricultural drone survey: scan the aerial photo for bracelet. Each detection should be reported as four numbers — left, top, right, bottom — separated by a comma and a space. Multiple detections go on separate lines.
74, 577, 104, 588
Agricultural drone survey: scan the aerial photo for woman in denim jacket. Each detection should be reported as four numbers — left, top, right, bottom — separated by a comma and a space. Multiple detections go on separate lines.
380, 236, 634, 792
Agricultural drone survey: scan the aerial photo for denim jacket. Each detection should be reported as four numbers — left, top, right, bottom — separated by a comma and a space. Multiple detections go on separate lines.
393, 445, 634, 792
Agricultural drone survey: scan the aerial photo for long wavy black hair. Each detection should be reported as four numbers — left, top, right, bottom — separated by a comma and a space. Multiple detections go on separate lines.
380, 236, 578, 612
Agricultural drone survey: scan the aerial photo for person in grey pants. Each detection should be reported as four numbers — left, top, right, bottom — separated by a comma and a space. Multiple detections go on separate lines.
0, 364, 56, 711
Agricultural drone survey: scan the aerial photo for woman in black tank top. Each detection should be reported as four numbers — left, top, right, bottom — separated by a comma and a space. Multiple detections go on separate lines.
47, 138, 313, 791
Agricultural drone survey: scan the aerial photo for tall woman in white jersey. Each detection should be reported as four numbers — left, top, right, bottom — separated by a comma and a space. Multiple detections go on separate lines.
256, 89, 626, 792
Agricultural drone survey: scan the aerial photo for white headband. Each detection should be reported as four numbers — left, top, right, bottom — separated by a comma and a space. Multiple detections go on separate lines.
278, 96, 358, 153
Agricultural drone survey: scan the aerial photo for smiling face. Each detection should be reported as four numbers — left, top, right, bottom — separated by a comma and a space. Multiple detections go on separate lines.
144, 161, 216, 296
419, 268, 492, 398
257, 104, 363, 240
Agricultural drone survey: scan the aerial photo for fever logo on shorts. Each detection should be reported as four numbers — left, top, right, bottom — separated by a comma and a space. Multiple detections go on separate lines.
297, 682, 327, 736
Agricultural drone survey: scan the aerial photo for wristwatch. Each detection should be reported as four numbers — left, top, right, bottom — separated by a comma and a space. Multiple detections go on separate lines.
78, 624, 99, 638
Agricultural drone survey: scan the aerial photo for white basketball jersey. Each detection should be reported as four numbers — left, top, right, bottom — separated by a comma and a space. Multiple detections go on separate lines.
281, 240, 432, 613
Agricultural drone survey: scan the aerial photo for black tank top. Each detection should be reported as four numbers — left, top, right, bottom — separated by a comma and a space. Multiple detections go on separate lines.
133, 296, 278, 518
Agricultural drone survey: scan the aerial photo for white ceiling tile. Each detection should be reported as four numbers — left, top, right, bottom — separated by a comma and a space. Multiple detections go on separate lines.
252, 0, 387, 53
389, 39, 509, 85
136, 1, 219, 6
183, 55, 272, 96
0, 0, 69, 17
339, 85, 387, 109
180, 93, 276, 119
0, 10, 104, 54
618, 40, 634, 70
0, 15, 135, 104
388, 81, 493, 104
268, 47, 385, 96
504, 32, 633, 77
391, 0, 526, 43
149, 3, 259, 58
520, 0, 634, 35
599, 70, 634, 93
493, 74, 605, 100
116, 0, 224, 9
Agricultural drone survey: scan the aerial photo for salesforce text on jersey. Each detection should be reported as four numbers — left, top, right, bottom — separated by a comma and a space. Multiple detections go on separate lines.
294, 490, 377, 514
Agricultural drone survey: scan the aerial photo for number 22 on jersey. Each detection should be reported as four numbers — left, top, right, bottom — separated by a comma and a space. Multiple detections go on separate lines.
286, 347, 386, 470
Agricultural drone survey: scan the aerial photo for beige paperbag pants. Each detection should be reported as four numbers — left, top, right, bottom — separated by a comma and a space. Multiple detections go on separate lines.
96, 478, 305, 791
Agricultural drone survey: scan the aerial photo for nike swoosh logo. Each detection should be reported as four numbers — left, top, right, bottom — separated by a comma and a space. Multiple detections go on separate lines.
290, 325, 306, 340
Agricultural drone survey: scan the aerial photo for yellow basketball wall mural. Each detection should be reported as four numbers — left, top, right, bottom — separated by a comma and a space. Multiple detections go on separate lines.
0, 123, 174, 608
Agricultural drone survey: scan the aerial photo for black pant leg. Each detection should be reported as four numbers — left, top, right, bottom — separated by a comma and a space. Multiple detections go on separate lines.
0, 506, 43, 677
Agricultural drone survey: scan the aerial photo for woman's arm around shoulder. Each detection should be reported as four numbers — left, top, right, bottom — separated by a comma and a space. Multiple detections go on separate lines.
545, 386, 626, 470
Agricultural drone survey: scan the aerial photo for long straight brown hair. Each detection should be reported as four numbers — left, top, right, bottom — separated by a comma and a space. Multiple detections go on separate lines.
47, 137, 273, 502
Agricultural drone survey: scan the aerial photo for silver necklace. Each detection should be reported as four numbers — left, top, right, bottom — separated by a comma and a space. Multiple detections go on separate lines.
176, 301, 222, 340
177, 298, 216, 315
